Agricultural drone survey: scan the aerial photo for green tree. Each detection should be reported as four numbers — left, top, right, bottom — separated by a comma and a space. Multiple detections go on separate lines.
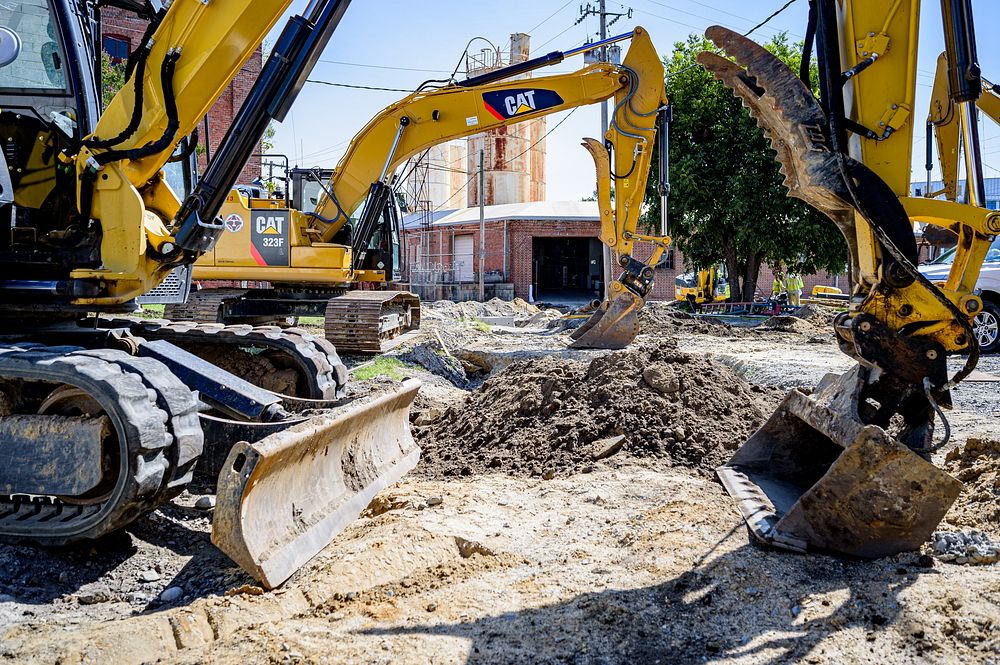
100, 53, 126, 110
642, 35, 847, 301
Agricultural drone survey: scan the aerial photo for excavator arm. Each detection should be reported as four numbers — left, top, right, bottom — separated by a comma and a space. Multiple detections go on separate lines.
67, 0, 350, 304
696, 0, 994, 558
305, 27, 669, 348
927, 54, 1000, 204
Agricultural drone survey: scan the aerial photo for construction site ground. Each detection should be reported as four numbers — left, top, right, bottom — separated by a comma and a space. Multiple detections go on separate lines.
2, 300, 1000, 664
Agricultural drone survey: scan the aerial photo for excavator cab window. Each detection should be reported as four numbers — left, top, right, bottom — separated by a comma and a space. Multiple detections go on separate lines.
290, 168, 334, 213
0, 0, 67, 91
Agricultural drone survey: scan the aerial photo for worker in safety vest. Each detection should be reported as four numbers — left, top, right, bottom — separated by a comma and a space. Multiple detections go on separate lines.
785, 272, 804, 306
772, 271, 785, 299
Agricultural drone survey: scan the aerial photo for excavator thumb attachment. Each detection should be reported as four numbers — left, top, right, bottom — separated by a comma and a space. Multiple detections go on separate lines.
717, 367, 962, 557
568, 284, 643, 349
212, 379, 421, 588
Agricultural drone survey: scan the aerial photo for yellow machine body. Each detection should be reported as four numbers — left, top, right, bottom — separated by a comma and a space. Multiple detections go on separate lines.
698, 0, 995, 559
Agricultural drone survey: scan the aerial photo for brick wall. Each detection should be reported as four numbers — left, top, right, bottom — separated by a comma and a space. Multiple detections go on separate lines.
100, 8, 262, 182
405, 218, 850, 302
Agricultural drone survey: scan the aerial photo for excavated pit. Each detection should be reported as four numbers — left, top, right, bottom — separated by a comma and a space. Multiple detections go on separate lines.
414, 340, 781, 479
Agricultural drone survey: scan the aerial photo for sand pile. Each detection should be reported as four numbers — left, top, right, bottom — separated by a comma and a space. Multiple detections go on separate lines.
943, 438, 1000, 536
414, 341, 775, 479
421, 298, 539, 322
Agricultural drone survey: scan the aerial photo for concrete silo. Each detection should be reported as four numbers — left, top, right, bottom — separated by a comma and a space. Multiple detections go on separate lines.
466, 33, 547, 207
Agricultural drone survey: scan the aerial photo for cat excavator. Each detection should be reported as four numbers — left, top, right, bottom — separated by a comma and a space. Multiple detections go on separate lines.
0, 0, 429, 589
160, 27, 670, 351
698, 0, 995, 557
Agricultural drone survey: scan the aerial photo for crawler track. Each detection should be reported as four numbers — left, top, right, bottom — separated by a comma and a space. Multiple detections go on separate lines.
324, 291, 421, 353
127, 320, 348, 399
0, 345, 201, 544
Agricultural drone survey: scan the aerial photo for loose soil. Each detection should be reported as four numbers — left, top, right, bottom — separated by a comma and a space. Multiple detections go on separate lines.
2, 304, 1000, 664
415, 340, 781, 479
943, 438, 1000, 536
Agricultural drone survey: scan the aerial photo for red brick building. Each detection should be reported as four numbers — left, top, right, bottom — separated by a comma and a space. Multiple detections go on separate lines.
403, 201, 846, 303
100, 7, 262, 182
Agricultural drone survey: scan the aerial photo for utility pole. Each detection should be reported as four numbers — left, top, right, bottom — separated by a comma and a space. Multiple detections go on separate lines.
478, 149, 485, 302
578, 1, 632, 300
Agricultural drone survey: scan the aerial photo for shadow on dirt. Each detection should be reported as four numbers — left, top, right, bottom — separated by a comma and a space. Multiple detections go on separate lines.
0, 493, 250, 612
363, 541, 934, 664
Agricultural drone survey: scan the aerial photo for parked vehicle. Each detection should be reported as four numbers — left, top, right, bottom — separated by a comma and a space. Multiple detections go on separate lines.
919, 236, 1000, 353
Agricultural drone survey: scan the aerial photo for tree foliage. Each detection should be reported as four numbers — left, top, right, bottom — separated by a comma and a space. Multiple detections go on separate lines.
641, 35, 847, 301
100, 53, 126, 110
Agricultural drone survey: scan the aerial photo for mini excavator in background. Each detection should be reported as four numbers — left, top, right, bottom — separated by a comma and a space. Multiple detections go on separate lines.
158, 27, 670, 351
698, 0, 996, 557
0, 0, 429, 589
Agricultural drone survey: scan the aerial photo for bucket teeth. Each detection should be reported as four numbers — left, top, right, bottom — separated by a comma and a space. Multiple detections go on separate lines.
697, 27, 855, 230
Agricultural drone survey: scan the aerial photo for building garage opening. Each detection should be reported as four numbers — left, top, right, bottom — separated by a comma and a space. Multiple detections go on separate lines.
532, 237, 604, 305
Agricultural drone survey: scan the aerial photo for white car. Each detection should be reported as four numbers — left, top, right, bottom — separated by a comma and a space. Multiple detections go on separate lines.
918, 236, 1000, 353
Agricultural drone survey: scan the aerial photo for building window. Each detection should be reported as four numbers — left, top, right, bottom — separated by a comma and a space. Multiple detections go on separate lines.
102, 35, 131, 62
656, 250, 675, 271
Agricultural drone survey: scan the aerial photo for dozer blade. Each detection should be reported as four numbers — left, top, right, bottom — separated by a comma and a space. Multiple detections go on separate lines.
212, 379, 421, 588
716, 367, 962, 558
568, 287, 642, 349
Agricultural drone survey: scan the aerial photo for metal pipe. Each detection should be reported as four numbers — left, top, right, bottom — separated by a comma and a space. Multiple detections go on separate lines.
562, 31, 634, 59
925, 121, 933, 196
379, 118, 409, 183
958, 102, 987, 207
478, 149, 485, 301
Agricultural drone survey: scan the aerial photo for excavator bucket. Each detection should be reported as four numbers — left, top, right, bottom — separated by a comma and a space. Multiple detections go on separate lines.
569, 287, 643, 349
212, 379, 421, 588
716, 369, 962, 557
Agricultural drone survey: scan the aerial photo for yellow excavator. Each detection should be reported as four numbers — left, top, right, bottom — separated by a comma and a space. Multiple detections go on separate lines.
698, 0, 995, 557
159, 28, 670, 351
674, 264, 729, 304
0, 0, 429, 589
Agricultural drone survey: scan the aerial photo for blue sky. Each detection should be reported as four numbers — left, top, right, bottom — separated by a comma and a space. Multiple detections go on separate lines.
269, 0, 1000, 203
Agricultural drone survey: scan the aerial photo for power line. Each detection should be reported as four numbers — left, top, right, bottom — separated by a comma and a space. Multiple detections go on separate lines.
745, 0, 799, 37
317, 59, 451, 74
501, 107, 580, 169
528, 0, 576, 36
433, 173, 477, 212
662, 0, 804, 79
535, 23, 581, 51
642, 0, 801, 39
306, 79, 414, 93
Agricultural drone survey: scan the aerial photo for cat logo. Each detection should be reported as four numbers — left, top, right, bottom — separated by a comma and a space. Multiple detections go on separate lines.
255, 215, 283, 235
483, 88, 564, 120
504, 90, 536, 116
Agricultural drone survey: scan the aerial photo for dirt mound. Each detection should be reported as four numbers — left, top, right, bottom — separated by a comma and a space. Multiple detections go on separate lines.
414, 341, 775, 479
422, 298, 539, 322
792, 303, 840, 326
638, 303, 750, 337
943, 438, 1000, 535
756, 314, 821, 334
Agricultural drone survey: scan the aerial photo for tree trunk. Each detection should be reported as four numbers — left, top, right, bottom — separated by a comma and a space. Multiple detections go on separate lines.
741, 252, 762, 302
724, 244, 740, 303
